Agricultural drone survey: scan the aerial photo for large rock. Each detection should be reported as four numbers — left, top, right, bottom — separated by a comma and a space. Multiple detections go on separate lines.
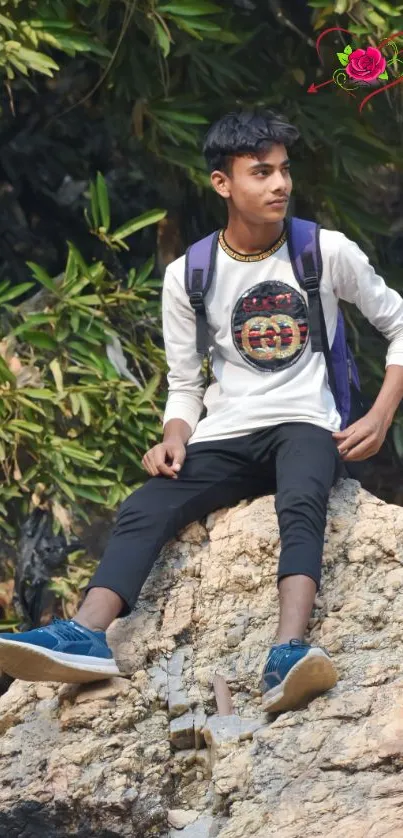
1, 480, 403, 836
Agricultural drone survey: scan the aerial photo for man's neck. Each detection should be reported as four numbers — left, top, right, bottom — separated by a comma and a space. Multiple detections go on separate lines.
223, 218, 285, 255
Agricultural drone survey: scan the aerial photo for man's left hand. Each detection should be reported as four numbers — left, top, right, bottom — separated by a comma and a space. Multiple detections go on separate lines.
332, 409, 389, 461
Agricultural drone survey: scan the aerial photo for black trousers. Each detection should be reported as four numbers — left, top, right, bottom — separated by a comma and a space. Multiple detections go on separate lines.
87, 423, 341, 617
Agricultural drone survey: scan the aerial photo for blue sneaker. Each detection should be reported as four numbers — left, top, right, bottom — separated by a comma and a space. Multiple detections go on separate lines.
0, 618, 121, 684
260, 638, 338, 713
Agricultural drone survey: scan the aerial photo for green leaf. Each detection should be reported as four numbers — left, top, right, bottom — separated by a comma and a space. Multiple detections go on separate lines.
75, 331, 101, 348
204, 28, 240, 43
57, 443, 102, 463
11, 314, 56, 336
156, 118, 200, 146
64, 245, 78, 287
337, 52, 349, 67
22, 388, 55, 400
50, 359, 64, 393
0, 282, 34, 304
120, 443, 142, 466
51, 33, 111, 56
0, 13, 17, 32
96, 172, 110, 232
55, 322, 70, 343
135, 372, 161, 405
175, 17, 221, 30
0, 279, 11, 294
152, 109, 208, 124
106, 484, 122, 507
14, 396, 47, 417
70, 392, 81, 415
135, 256, 155, 285
78, 393, 91, 426
154, 20, 171, 57
63, 277, 91, 299
0, 356, 15, 384
111, 209, 167, 242
347, 24, 369, 35
378, 70, 388, 80
26, 262, 58, 293
68, 343, 104, 369
0, 518, 16, 537
158, 2, 222, 14
344, 45, 353, 55
8, 419, 43, 434
8, 55, 28, 76
73, 486, 106, 503
89, 181, 100, 229
30, 19, 75, 30
17, 47, 60, 74
65, 241, 90, 275
127, 268, 136, 289
161, 16, 202, 38
72, 293, 102, 305
20, 464, 40, 483
21, 331, 58, 351
77, 475, 115, 486
70, 311, 80, 331
366, 9, 386, 26
52, 474, 76, 501
370, 0, 403, 14
88, 262, 106, 282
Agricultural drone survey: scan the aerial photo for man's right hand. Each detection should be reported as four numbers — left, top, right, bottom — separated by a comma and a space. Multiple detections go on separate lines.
142, 438, 187, 479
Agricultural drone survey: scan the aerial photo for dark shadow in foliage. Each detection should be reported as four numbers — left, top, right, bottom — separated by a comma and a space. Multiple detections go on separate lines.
14, 507, 82, 630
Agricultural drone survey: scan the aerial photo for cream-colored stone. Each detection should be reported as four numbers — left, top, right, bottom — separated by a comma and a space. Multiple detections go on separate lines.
2, 481, 403, 836
167, 808, 198, 828
161, 579, 198, 638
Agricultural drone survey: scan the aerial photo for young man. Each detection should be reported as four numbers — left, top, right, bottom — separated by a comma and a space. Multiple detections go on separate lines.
1, 109, 403, 713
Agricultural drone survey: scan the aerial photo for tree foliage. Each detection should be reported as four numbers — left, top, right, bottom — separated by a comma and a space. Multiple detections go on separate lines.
1, 0, 403, 623
0, 175, 166, 541
1, 0, 403, 442
1, 0, 403, 446
0, 0, 110, 82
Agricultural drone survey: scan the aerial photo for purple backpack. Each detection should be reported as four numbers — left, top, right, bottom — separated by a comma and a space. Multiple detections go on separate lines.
185, 216, 364, 430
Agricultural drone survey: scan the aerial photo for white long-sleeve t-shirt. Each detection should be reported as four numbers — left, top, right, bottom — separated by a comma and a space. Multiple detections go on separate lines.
162, 226, 403, 446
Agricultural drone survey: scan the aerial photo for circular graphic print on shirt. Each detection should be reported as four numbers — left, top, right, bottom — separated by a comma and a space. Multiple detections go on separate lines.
231, 280, 309, 372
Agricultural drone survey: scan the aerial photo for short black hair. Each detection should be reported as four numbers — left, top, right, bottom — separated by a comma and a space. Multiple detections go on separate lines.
203, 108, 300, 174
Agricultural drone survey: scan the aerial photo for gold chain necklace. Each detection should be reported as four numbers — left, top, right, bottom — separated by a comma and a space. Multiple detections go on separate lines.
218, 227, 287, 263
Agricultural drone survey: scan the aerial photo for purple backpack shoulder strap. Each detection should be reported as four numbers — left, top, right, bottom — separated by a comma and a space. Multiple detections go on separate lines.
185, 230, 219, 355
185, 231, 219, 296
288, 216, 324, 354
287, 216, 323, 287
288, 216, 361, 428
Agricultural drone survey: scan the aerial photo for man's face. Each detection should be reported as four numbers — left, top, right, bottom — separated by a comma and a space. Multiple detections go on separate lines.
211, 143, 292, 224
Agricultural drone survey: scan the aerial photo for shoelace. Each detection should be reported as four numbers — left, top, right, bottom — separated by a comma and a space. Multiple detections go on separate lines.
48, 617, 88, 642
264, 639, 308, 674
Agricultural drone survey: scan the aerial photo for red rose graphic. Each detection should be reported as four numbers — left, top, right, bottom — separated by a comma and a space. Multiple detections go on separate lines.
346, 47, 386, 83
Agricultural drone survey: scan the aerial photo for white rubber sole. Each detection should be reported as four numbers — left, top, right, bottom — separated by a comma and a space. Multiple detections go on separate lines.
0, 639, 121, 683
261, 648, 338, 713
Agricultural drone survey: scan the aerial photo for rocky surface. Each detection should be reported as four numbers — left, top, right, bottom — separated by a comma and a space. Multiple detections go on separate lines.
1, 479, 403, 836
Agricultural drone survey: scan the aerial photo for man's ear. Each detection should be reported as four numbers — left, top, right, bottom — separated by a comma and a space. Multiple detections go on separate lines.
211, 170, 231, 199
